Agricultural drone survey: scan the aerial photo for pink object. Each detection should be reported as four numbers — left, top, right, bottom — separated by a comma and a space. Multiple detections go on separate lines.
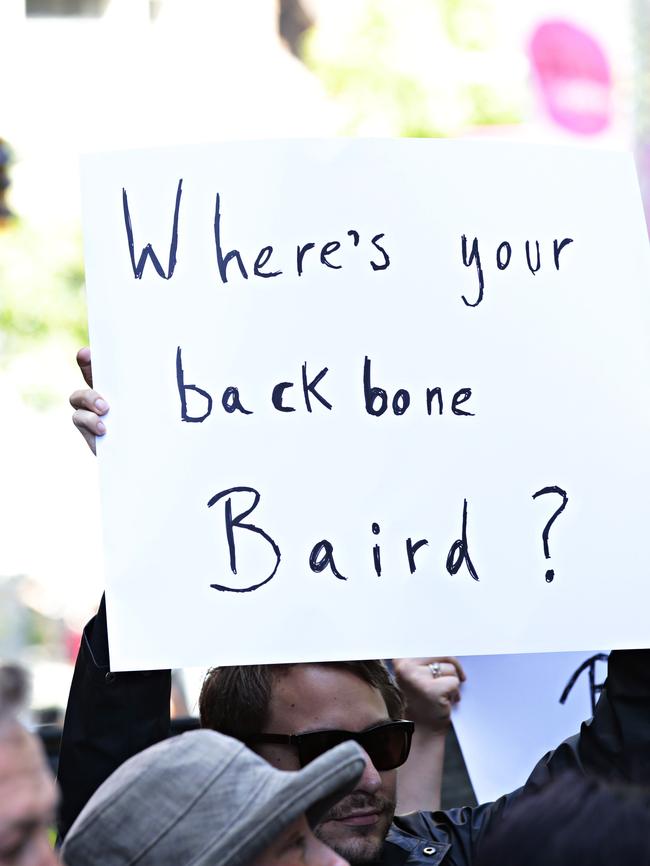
529, 19, 613, 136
65, 627, 82, 664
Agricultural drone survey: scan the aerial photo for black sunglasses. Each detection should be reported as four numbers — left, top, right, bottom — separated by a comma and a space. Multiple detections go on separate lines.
246, 719, 414, 771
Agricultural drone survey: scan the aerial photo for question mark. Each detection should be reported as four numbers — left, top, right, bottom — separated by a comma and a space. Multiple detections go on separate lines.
532, 485, 568, 582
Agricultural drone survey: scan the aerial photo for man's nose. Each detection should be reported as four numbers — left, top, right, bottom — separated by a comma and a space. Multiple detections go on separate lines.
355, 748, 382, 793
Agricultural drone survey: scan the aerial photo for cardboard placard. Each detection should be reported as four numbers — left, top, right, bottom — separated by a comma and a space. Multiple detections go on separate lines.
80, 139, 650, 670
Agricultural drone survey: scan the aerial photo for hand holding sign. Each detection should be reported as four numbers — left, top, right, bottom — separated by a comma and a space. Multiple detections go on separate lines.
70, 348, 108, 455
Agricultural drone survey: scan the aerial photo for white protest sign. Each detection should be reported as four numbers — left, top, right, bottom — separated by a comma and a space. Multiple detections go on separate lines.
80, 139, 650, 671
453, 651, 609, 803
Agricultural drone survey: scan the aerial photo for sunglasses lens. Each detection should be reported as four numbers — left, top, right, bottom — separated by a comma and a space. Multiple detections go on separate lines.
363, 724, 411, 771
297, 731, 347, 766
296, 723, 412, 770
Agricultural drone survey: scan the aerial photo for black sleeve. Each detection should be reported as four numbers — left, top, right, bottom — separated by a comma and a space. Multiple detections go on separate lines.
56, 596, 171, 840
523, 649, 650, 789
578, 649, 650, 781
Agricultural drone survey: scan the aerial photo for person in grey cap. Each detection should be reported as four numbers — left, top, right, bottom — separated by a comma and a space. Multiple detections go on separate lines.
61, 728, 366, 866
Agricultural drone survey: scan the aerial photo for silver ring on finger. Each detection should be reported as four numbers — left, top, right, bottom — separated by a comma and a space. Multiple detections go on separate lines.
429, 662, 442, 679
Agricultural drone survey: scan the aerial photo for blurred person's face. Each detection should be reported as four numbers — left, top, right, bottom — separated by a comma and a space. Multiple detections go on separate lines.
0, 723, 59, 866
253, 666, 397, 866
249, 814, 348, 866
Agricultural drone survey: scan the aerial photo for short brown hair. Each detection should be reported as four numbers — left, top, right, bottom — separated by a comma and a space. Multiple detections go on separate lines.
199, 661, 405, 740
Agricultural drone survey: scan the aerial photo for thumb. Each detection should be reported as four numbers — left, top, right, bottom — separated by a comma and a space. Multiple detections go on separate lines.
77, 347, 93, 388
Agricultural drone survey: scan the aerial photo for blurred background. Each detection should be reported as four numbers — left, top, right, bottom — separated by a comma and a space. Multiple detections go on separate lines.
0, 0, 645, 734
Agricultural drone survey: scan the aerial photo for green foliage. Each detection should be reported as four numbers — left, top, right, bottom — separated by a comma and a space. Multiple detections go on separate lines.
303, 1, 445, 137
464, 83, 523, 127
302, 0, 523, 137
0, 219, 87, 364
439, 0, 494, 51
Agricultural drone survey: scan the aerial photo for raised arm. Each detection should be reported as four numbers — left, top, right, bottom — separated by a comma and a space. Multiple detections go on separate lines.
58, 350, 171, 839
524, 649, 650, 788
393, 657, 465, 813
57, 598, 171, 839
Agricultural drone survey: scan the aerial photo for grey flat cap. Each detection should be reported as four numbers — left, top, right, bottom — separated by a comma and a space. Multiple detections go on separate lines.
61, 729, 365, 866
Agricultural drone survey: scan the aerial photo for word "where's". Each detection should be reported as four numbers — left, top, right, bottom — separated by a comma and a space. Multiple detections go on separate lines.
122, 179, 390, 283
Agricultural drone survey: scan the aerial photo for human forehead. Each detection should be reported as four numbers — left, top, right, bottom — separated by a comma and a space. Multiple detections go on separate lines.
266, 664, 390, 734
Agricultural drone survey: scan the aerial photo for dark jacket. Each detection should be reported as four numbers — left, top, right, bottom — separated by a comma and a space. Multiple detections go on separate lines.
57, 603, 650, 864
56, 597, 171, 840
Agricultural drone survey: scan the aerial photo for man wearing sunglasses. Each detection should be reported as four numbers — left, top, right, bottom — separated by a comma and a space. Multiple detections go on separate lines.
199, 661, 415, 865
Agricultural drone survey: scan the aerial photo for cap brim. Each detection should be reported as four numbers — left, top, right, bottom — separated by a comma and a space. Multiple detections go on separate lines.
191, 740, 366, 866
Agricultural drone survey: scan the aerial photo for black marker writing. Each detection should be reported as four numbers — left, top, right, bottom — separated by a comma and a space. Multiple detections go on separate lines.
214, 192, 249, 283
271, 382, 295, 413
176, 346, 212, 423
461, 235, 484, 308
201, 485, 492, 589
213, 193, 390, 283
175, 352, 476, 420
302, 363, 332, 412
297, 241, 316, 276
525, 240, 541, 275
406, 537, 428, 574
321, 241, 342, 269
309, 539, 347, 580
372, 522, 381, 576
254, 245, 282, 278
123, 178, 182, 280
496, 241, 512, 270
364, 357, 475, 418
370, 233, 390, 271
446, 499, 480, 581
461, 236, 575, 307
221, 387, 253, 415
554, 237, 574, 269
532, 485, 568, 583
207, 486, 281, 592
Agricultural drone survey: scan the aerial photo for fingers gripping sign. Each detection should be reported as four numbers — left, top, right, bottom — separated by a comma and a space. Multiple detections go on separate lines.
77, 346, 93, 387
70, 347, 109, 455
392, 657, 466, 734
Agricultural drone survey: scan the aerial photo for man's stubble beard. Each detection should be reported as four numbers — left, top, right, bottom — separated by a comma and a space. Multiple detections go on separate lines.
315, 792, 395, 866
